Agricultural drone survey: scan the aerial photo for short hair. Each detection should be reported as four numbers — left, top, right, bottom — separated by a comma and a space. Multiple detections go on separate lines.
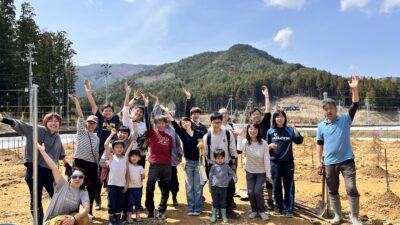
102, 104, 114, 112
179, 117, 192, 127
112, 140, 125, 148
210, 112, 223, 122
272, 110, 287, 128
213, 149, 225, 158
190, 107, 202, 115
43, 112, 62, 127
249, 108, 262, 116
118, 125, 131, 136
71, 167, 90, 190
321, 98, 337, 108
129, 149, 141, 158
154, 115, 168, 124
133, 104, 145, 113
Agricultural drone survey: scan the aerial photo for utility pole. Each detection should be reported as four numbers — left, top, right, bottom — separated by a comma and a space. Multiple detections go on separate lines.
240, 98, 253, 124
101, 64, 112, 105
26, 44, 36, 124
226, 94, 234, 116
365, 98, 370, 125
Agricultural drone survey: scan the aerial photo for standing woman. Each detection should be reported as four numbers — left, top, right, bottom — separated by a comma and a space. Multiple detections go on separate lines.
37, 142, 90, 225
161, 105, 204, 216
267, 110, 303, 217
237, 122, 273, 221
0, 112, 66, 225
69, 95, 100, 220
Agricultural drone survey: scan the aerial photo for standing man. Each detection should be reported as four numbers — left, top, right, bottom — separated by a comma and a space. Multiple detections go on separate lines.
317, 76, 362, 225
85, 80, 120, 210
203, 112, 238, 218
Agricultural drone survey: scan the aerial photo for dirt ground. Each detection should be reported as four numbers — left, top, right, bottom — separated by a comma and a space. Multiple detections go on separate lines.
0, 138, 399, 225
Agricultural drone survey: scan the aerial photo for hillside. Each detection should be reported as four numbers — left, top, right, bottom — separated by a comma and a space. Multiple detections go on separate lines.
90, 44, 399, 115
75, 63, 156, 97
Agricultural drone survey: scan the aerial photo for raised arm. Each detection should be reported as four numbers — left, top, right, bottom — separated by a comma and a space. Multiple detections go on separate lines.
183, 88, 191, 118
69, 94, 84, 118
124, 81, 132, 107
84, 80, 98, 114
142, 94, 151, 130
262, 85, 271, 113
0, 114, 31, 137
37, 142, 62, 184
104, 128, 117, 162
289, 120, 303, 144
348, 76, 360, 121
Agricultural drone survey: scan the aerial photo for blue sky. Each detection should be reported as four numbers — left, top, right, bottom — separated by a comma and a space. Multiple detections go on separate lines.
15, 0, 400, 77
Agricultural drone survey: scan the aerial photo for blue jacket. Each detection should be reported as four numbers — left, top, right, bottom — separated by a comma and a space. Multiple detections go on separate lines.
267, 126, 303, 162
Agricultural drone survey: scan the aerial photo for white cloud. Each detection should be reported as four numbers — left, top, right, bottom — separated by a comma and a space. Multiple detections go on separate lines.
273, 27, 293, 49
263, 0, 305, 10
348, 64, 359, 71
340, 0, 370, 12
380, 0, 400, 13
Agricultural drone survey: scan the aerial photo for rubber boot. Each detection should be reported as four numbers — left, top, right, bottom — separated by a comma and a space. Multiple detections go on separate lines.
348, 196, 363, 225
126, 212, 134, 224
329, 195, 343, 225
210, 207, 217, 223
221, 208, 228, 223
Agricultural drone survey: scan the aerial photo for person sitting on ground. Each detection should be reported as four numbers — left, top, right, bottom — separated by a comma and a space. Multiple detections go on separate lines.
36, 142, 90, 225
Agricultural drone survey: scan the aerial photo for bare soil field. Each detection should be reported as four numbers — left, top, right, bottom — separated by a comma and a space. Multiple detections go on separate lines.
0, 138, 399, 225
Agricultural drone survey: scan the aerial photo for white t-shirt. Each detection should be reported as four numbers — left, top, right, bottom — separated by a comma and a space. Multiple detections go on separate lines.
128, 164, 144, 188
108, 155, 127, 187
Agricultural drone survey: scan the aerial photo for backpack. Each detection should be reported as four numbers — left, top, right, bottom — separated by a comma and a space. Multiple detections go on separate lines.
136, 134, 149, 154
206, 129, 231, 160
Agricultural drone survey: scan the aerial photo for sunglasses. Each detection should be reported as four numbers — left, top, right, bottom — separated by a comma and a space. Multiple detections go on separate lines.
71, 174, 85, 180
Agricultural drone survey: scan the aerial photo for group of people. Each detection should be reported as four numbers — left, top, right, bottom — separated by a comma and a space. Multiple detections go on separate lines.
0, 76, 364, 225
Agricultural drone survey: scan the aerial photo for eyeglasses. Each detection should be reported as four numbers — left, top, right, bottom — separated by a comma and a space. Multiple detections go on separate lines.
71, 174, 85, 180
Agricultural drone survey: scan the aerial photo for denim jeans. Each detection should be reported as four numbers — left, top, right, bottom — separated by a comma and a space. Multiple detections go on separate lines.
246, 172, 266, 213
184, 160, 203, 213
271, 161, 295, 214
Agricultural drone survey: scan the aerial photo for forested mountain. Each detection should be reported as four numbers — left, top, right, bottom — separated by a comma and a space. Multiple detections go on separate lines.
0, 0, 76, 114
75, 63, 156, 97
91, 44, 399, 114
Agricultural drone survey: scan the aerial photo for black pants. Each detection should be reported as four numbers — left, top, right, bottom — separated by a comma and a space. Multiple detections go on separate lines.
94, 166, 103, 206
25, 164, 54, 211
211, 186, 227, 208
325, 159, 360, 197
207, 162, 236, 212
146, 163, 171, 213
271, 161, 295, 213
158, 166, 179, 198
107, 185, 125, 214
73, 158, 98, 214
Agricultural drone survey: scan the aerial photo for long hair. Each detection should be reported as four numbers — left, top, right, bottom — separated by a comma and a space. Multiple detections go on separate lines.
272, 110, 287, 128
246, 122, 262, 145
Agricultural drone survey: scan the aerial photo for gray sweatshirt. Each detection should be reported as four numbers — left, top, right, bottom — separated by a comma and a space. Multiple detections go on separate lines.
5, 118, 65, 169
209, 163, 236, 188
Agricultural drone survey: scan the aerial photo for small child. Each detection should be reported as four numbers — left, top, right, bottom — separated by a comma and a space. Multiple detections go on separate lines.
125, 149, 145, 222
104, 128, 130, 225
209, 149, 237, 223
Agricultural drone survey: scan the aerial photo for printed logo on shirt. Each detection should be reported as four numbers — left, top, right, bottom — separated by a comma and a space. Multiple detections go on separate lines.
157, 136, 170, 146
102, 122, 116, 131
271, 133, 291, 141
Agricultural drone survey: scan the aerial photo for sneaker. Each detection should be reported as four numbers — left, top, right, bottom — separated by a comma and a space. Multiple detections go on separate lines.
158, 212, 166, 220
248, 212, 257, 219
273, 208, 284, 215
173, 198, 179, 207
259, 212, 269, 221
188, 212, 194, 216
192, 212, 201, 216
95, 204, 101, 210
286, 212, 294, 218
88, 214, 94, 222
267, 199, 274, 210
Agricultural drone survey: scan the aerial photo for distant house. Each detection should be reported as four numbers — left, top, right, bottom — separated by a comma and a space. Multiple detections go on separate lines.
282, 103, 300, 111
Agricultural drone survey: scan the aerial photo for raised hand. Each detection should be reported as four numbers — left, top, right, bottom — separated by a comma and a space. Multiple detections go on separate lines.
142, 93, 149, 107
0, 113, 3, 122
134, 89, 143, 100
111, 128, 117, 136
84, 80, 91, 92
159, 104, 169, 112
348, 75, 360, 89
289, 119, 296, 129
68, 94, 77, 102
261, 85, 269, 96
149, 93, 159, 103
124, 81, 131, 93
183, 88, 191, 99
234, 128, 243, 137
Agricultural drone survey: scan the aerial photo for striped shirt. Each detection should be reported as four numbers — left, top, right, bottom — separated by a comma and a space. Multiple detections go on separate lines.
74, 117, 99, 163
237, 139, 271, 177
